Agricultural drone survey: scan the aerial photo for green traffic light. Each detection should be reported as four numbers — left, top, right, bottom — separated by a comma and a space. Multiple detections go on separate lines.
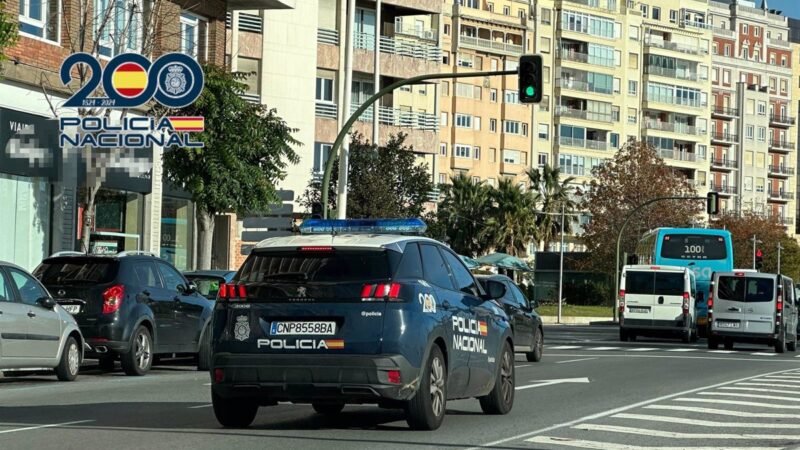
525, 86, 535, 97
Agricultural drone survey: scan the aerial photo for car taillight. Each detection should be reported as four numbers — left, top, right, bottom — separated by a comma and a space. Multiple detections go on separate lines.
618, 290, 625, 313
102, 284, 125, 314
386, 370, 401, 384
217, 282, 248, 302
682, 292, 690, 315
777, 289, 783, 313
361, 282, 403, 302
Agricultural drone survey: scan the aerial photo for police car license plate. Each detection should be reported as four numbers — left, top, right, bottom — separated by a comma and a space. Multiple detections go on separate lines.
61, 304, 81, 314
717, 321, 740, 328
270, 321, 336, 335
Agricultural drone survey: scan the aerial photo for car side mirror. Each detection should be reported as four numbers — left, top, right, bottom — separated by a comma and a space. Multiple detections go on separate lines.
187, 282, 198, 294
531, 299, 539, 309
37, 297, 57, 309
483, 280, 506, 300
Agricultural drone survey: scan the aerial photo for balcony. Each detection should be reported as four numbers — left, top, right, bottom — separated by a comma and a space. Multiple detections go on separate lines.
769, 140, 794, 153
644, 37, 707, 56
555, 106, 614, 123
710, 132, 738, 145
769, 115, 796, 127
317, 28, 339, 45
658, 149, 698, 163
558, 49, 616, 67
712, 27, 735, 38
680, 20, 712, 31
709, 183, 737, 195
768, 165, 795, 177
351, 103, 439, 131
644, 120, 703, 136
393, 23, 437, 41
644, 65, 700, 82
315, 102, 338, 119
563, 0, 617, 12
767, 37, 791, 49
710, 157, 737, 169
558, 136, 608, 151
555, 78, 612, 95
459, 35, 522, 56
775, 216, 795, 225
767, 189, 794, 201
645, 93, 706, 109
711, 106, 739, 119
354, 32, 441, 61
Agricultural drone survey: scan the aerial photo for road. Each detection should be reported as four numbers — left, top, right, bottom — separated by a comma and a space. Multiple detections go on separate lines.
2, 325, 800, 449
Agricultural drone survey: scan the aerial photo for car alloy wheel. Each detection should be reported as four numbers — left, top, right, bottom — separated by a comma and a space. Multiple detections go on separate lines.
500, 347, 514, 406
429, 355, 445, 418
67, 342, 80, 376
135, 331, 152, 370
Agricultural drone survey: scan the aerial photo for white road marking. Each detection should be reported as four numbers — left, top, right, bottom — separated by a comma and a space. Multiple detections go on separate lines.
516, 377, 590, 391
202, 383, 212, 386
750, 352, 777, 356
754, 377, 800, 383
718, 386, 800, 395
545, 353, 800, 363
525, 436, 780, 450
626, 348, 658, 352
467, 367, 800, 450
644, 404, 800, 418
515, 364, 532, 369
572, 424, 800, 440
699, 391, 800, 402
708, 350, 738, 354
187, 404, 212, 409
0, 420, 93, 435
555, 358, 598, 364
586, 347, 622, 351
735, 382, 800, 389
548, 345, 582, 350
612, 412, 800, 428
674, 397, 799, 409
666, 348, 699, 352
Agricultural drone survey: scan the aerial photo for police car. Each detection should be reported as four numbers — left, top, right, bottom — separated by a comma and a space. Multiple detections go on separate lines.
209, 219, 514, 430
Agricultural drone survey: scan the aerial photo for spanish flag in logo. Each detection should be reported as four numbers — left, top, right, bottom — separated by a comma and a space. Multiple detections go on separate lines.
324, 339, 345, 350
168, 116, 205, 132
112, 62, 148, 98
478, 321, 488, 336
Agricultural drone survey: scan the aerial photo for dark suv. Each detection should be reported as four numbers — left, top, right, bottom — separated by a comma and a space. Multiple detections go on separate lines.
34, 252, 215, 376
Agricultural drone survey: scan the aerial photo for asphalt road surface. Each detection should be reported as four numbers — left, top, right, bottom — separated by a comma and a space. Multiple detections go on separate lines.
2, 325, 800, 449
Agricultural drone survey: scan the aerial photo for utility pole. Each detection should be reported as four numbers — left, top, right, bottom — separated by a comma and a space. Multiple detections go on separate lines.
778, 241, 784, 273
751, 234, 758, 270
372, 0, 381, 146
558, 203, 565, 325
337, 0, 356, 219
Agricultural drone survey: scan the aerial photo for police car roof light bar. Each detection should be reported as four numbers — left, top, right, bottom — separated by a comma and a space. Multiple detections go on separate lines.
299, 218, 428, 236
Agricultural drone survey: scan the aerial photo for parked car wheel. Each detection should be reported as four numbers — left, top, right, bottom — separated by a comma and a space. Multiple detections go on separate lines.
55, 337, 80, 381
526, 327, 543, 362
121, 326, 153, 376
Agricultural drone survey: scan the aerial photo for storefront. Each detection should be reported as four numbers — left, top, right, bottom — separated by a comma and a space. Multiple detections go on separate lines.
160, 196, 195, 270
88, 189, 146, 254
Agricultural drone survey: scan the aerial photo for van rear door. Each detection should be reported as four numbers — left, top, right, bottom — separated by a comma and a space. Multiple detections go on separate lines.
714, 273, 775, 333
623, 270, 657, 322
741, 274, 776, 334
652, 270, 686, 325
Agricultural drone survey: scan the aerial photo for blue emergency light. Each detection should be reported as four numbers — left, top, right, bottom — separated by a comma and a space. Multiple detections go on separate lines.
299, 218, 428, 235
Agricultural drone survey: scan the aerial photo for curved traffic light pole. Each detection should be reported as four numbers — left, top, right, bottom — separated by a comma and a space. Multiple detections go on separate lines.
320, 69, 517, 219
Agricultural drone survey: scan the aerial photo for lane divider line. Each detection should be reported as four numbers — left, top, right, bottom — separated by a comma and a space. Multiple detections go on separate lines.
525, 436, 780, 450
0, 420, 94, 435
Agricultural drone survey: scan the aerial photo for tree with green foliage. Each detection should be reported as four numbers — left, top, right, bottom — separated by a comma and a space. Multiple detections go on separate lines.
527, 164, 578, 251
433, 173, 493, 256
0, 1, 16, 63
152, 65, 300, 269
486, 178, 538, 257
300, 133, 433, 219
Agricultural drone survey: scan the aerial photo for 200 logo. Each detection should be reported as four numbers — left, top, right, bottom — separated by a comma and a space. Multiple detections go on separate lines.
60, 52, 204, 109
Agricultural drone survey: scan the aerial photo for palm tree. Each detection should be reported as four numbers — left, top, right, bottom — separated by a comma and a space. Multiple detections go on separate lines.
527, 165, 578, 251
486, 178, 538, 257
436, 173, 493, 256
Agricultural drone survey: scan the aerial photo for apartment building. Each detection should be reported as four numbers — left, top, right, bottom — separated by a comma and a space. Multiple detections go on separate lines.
790, 18, 800, 236
709, 0, 797, 234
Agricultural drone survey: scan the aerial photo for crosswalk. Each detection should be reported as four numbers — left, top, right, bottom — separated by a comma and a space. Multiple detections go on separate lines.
515, 369, 800, 449
545, 344, 798, 357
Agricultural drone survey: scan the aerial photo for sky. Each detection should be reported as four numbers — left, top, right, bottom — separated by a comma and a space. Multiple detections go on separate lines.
769, 0, 800, 20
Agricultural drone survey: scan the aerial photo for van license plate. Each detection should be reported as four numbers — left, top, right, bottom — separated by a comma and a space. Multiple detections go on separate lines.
270, 321, 336, 336
717, 321, 740, 329
61, 304, 81, 314
629, 307, 649, 314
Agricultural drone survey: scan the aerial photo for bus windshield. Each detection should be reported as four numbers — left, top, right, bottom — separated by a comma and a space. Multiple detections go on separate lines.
660, 234, 728, 261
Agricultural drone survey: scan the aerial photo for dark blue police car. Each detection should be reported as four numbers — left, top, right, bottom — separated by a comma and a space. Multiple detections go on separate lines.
209, 219, 515, 430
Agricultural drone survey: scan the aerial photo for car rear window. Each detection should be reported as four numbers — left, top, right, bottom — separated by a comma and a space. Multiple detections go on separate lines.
238, 249, 397, 283
625, 271, 684, 296
718, 277, 774, 303
35, 259, 117, 284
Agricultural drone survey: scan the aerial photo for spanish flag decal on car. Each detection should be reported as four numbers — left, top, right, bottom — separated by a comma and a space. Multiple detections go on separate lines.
478, 321, 488, 336
325, 339, 345, 349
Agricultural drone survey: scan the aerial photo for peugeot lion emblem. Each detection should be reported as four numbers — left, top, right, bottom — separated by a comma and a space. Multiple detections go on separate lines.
297, 286, 307, 297
57, 289, 66, 297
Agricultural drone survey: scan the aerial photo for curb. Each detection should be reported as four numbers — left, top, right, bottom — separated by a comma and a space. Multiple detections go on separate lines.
541, 316, 615, 325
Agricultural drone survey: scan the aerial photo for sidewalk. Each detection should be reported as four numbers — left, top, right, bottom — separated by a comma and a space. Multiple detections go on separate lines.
540, 316, 615, 325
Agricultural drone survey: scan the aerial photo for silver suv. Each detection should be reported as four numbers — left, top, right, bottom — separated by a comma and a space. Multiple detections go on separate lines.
0, 261, 85, 381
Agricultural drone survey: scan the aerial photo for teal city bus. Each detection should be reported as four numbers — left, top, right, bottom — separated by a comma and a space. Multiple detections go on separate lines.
635, 228, 734, 335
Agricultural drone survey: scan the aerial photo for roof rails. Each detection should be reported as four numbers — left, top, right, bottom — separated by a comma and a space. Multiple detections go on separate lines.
49, 251, 87, 258
117, 251, 159, 258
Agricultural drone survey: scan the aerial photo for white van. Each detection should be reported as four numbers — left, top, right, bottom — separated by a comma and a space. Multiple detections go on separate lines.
619, 265, 697, 343
709, 271, 798, 353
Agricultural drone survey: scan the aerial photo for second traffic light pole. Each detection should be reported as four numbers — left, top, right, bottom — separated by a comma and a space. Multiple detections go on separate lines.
320, 69, 517, 219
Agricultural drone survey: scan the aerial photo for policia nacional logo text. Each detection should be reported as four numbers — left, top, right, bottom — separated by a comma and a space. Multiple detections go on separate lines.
452, 317, 488, 354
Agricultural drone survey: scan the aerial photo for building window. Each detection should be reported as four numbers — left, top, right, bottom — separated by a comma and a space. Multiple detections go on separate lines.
472, 176, 481, 184
313, 143, 332, 173
629, 53, 638, 69
502, 149, 522, 165
640, 4, 648, 18
627, 108, 637, 124
504, 90, 520, 104
723, 70, 730, 84
490, 148, 497, 163
474, 147, 481, 160
442, 51, 450, 65
439, 143, 447, 156
490, 89, 498, 102
490, 119, 497, 132
746, 125, 754, 140
439, 173, 447, 185
754, 26, 759, 37
94, 0, 143, 57
742, 24, 748, 34
541, 8, 551, 25
724, 44, 730, 56
781, 79, 788, 94
781, 56, 787, 67
440, 112, 448, 127
538, 124, 548, 140
181, 12, 209, 62
455, 113, 473, 129
540, 37, 551, 53
712, 42, 718, 55
503, 6, 510, 15
503, 120, 526, 135
628, 80, 637, 95
441, 81, 449, 96
444, 24, 450, 35
652, 7, 660, 20
757, 127, 766, 141
238, 57, 261, 96
669, 9, 677, 23
458, 0, 479, 7
610, 133, 619, 148
757, 102, 766, 115
538, 153, 548, 168
744, 176, 753, 191
19, 0, 60, 42
454, 144, 472, 158
315, 76, 334, 102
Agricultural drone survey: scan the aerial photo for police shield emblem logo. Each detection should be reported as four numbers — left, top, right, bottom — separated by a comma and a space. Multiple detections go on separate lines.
164, 64, 188, 96
234, 316, 250, 341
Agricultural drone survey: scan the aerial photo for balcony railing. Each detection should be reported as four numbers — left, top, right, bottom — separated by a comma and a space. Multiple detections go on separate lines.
353, 32, 442, 61
767, 37, 790, 48
769, 140, 795, 151
646, 93, 706, 108
557, 49, 615, 67
555, 106, 614, 123
351, 103, 439, 131
644, 120, 703, 135
768, 165, 795, 176
644, 37, 707, 56
710, 157, 737, 168
709, 183, 737, 194
644, 65, 699, 82
680, 20, 712, 30
240, 93, 261, 104
767, 189, 794, 200
555, 78, 612, 95
775, 216, 795, 225
712, 27, 735, 38
393, 23, 437, 41
769, 115, 796, 126
558, 136, 609, 151
317, 28, 339, 45
658, 149, 698, 162
563, 0, 617, 12
712, 106, 739, 117
711, 132, 739, 142
459, 35, 523, 55
315, 102, 338, 119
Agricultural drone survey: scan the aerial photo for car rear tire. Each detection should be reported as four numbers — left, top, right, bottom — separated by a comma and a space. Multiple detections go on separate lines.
197, 326, 212, 371
775, 330, 787, 354
55, 337, 80, 382
212, 391, 258, 428
312, 402, 345, 415
724, 339, 734, 351
787, 332, 797, 352
121, 326, 153, 376
526, 328, 543, 362
708, 337, 719, 349
406, 345, 447, 430
619, 328, 629, 342
479, 341, 515, 415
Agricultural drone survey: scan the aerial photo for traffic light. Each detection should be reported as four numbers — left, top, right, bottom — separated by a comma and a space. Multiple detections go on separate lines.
518, 54, 543, 104
756, 249, 764, 270
706, 191, 719, 215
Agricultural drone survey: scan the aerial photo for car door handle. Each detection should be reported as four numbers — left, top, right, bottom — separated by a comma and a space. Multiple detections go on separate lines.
728, 307, 741, 312
27, 311, 36, 318
442, 301, 451, 311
